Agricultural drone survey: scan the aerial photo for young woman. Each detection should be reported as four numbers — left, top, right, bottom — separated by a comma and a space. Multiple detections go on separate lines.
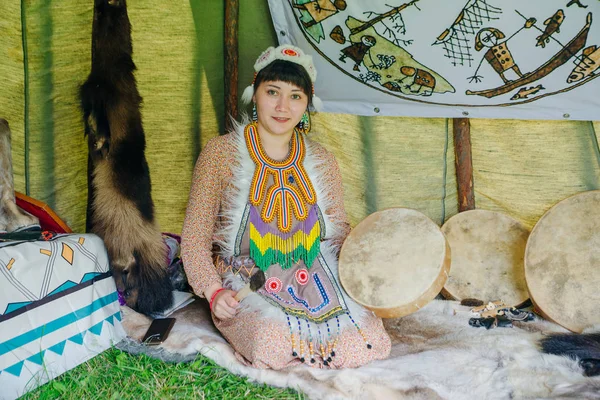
181, 45, 390, 369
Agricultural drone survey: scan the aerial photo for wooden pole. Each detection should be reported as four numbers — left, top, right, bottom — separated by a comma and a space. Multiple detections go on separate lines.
224, 0, 239, 131
453, 118, 476, 211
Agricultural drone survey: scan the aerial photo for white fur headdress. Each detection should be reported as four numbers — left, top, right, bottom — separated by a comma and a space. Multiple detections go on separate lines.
241, 45, 324, 112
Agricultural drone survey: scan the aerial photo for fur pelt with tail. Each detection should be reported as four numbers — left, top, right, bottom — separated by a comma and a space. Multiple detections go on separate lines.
80, 0, 172, 314
0, 118, 39, 232
541, 332, 600, 376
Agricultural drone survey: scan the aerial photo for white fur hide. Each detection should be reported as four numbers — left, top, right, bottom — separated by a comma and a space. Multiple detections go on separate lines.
120, 299, 600, 400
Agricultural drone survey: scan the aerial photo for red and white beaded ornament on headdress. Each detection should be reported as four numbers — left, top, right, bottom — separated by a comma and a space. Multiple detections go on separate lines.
241, 45, 324, 112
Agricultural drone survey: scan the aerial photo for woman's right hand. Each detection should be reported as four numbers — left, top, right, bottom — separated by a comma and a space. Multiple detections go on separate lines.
211, 289, 239, 320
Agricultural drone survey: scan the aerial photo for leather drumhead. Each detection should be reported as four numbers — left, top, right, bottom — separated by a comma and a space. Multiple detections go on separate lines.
525, 190, 600, 333
339, 208, 450, 318
441, 210, 530, 307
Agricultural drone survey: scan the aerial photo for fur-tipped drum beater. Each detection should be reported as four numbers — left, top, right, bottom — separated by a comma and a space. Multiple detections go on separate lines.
338, 208, 450, 318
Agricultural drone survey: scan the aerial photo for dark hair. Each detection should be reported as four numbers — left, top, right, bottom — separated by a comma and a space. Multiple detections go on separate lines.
253, 60, 313, 106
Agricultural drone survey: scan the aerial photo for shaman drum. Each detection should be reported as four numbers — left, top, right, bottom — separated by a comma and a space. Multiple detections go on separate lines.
525, 190, 600, 333
441, 210, 530, 307
338, 208, 450, 318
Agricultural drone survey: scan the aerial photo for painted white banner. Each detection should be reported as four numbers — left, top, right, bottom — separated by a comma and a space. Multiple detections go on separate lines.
267, 0, 600, 120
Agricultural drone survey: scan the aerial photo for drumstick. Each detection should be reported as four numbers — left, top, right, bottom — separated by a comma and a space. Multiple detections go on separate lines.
234, 270, 266, 301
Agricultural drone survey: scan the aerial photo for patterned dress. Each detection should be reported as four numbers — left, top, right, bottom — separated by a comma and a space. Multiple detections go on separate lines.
181, 122, 390, 369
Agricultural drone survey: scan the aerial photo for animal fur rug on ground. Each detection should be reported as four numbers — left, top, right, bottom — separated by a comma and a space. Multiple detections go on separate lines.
117, 299, 600, 399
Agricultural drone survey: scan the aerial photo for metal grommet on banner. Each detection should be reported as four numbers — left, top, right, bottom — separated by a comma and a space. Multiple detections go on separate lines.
563, 113, 570, 119
374, 107, 380, 113
280, 30, 286, 36
462, 111, 469, 116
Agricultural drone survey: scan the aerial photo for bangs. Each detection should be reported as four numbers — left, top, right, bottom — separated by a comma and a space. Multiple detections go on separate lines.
254, 60, 313, 103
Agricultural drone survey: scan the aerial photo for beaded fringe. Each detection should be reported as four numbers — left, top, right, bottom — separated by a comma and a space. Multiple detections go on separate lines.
285, 312, 372, 366
249, 218, 321, 270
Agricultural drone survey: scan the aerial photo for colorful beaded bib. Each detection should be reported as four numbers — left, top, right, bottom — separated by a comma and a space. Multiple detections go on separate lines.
245, 123, 321, 271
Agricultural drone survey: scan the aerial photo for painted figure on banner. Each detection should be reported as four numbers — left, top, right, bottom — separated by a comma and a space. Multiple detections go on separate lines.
471, 27, 527, 84
339, 35, 377, 71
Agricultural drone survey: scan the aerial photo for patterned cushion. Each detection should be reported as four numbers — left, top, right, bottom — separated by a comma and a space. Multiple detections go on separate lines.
0, 234, 125, 400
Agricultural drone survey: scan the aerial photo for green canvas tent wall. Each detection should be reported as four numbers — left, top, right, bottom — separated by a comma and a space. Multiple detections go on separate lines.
1, 0, 600, 234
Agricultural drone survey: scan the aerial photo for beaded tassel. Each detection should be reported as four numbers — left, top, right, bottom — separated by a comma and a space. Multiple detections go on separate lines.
359, 330, 372, 349
299, 339, 306, 363
347, 312, 372, 349
320, 343, 328, 366
286, 313, 298, 357
296, 317, 305, 362
306, 319, 315, 364
252, 103, 258, 121
316, 325, 330, 365
291, 334, 298, 357
325, 321, 334, 362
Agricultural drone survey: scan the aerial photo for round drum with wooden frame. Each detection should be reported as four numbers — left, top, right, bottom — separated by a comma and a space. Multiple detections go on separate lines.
338, 208, 450, 318
440, 210, 530, 307
525, 190, 600, 333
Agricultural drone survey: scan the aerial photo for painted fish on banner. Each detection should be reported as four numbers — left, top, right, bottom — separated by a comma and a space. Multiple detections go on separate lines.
267, 0, 600, 120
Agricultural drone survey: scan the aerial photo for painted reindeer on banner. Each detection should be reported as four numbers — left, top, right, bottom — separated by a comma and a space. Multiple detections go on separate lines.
80, 0, 172, 314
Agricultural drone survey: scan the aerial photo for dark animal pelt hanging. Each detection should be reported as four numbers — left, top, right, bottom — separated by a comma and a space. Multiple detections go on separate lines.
80, 0, 172, 314
540, 333, 600, 376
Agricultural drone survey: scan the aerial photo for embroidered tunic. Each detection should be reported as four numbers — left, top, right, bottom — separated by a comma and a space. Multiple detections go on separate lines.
182, 123, 391, 369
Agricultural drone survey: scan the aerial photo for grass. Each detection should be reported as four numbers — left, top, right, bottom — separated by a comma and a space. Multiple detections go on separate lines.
21, 349, 305, 399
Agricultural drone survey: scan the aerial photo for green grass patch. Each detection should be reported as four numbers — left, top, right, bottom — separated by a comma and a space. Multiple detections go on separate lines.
22, 348, 305, 399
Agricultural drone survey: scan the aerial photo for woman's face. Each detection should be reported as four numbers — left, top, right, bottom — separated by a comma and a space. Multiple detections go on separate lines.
253, 80, 309, 137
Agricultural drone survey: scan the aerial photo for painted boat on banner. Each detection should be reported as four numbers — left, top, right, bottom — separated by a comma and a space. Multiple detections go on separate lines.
466, 12, 592, 99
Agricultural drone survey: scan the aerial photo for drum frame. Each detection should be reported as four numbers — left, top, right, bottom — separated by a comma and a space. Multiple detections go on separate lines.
524, 190, 600, 333
339, 207, 451, 319
440, 209, 530, 308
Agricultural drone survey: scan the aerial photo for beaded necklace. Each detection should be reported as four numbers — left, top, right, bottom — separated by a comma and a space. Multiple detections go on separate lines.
245, 123, 320, 270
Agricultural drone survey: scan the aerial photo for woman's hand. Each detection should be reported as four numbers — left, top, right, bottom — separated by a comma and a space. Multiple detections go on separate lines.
212, 290, 239, 320
207, 284, 239, 320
